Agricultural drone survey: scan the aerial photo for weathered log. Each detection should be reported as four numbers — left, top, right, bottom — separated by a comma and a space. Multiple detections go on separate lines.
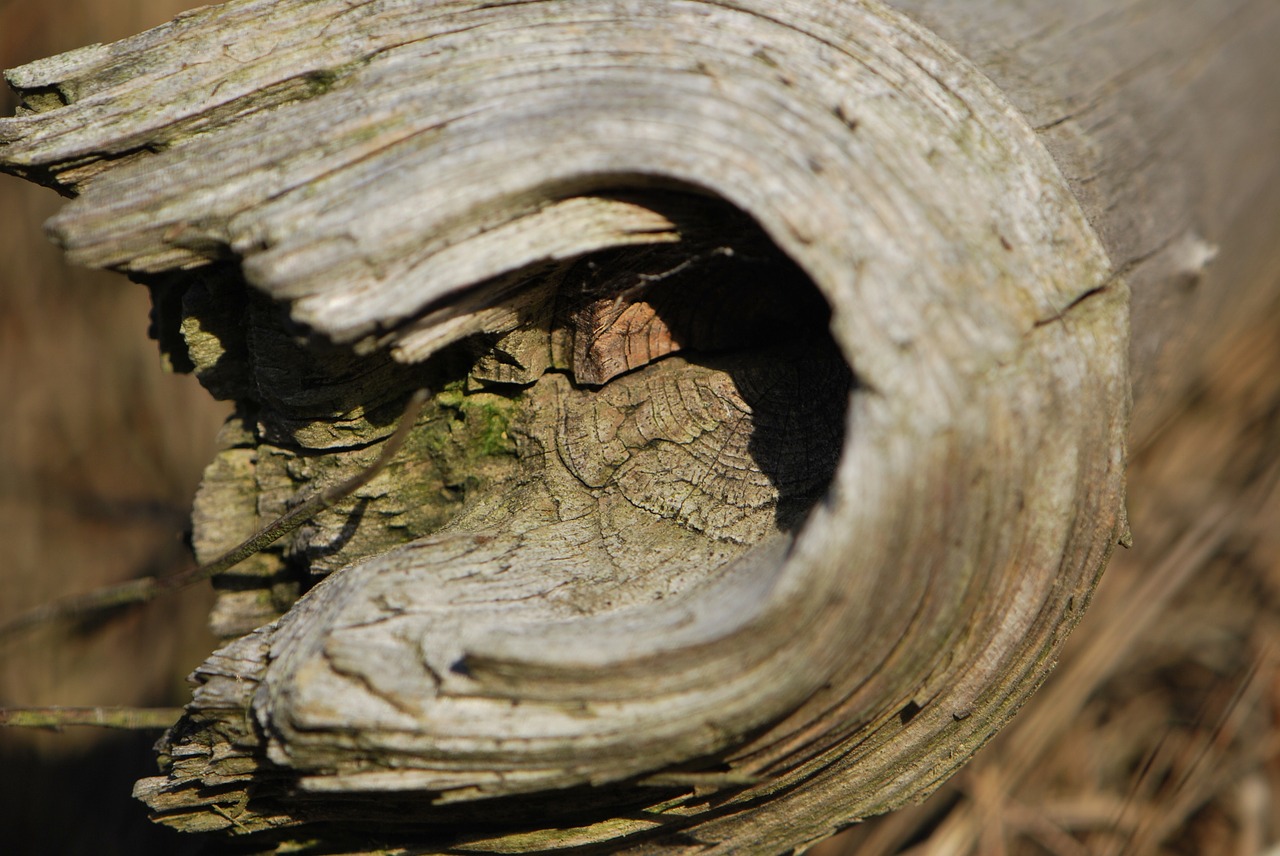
1, 0, 1277, 852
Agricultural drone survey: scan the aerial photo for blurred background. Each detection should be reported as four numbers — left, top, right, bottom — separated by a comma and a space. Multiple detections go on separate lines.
0, 1, 227, 853
2, 2, 1279, 855
813, 300, 1280, 856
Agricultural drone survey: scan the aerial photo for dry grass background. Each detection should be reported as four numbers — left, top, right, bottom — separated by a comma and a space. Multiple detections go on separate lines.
0, 1, 228, 853
811, 297, 1280, 856
1, 2, 1278, 855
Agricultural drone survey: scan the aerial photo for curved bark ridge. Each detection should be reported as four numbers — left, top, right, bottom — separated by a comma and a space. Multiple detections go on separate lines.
1, 0, 1130, 851
137, 217, 855, 835
264, 351, 850, 779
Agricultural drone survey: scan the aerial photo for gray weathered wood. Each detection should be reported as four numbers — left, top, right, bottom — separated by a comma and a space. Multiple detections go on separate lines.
2, 0, 1277, 852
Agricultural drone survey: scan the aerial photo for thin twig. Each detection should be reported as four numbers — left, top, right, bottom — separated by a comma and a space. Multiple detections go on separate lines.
0, 706, 185, 730
0, 389, 430, 642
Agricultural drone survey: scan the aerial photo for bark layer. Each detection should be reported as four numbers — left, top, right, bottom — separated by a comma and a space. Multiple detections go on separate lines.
2, 0, 1275, 852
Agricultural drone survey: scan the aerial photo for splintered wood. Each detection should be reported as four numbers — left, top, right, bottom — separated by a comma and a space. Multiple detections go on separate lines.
5, 0, 1276, 852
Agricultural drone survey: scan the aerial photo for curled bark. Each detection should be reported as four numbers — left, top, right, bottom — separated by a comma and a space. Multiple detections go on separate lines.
5, 0, 1275, 852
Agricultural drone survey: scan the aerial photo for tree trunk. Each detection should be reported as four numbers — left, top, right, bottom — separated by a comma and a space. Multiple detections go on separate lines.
1, 0, 1277, 852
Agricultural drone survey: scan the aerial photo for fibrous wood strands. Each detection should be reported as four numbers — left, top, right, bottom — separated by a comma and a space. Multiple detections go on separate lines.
4, 0, 1279, 852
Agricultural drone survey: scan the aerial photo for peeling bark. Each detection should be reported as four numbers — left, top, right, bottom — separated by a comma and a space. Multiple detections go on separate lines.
2, 0, 1277, 852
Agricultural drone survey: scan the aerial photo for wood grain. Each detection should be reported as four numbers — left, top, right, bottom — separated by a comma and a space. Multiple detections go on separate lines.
4, 0, 1275, 852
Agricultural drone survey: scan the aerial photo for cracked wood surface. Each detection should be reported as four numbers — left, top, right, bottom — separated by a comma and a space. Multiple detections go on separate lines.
2, 0, 1278, 853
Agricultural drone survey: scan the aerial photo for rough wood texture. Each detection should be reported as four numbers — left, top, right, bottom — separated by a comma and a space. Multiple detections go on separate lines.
888, 0, 1280, 439
1, 0, 1276, 853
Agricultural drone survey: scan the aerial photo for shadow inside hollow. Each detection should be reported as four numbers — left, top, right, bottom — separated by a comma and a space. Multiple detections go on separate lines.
301, 497, 370, 561
557, 192, 853, 533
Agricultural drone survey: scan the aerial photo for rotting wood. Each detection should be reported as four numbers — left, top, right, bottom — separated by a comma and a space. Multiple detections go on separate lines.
1, 0, 1277, 853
